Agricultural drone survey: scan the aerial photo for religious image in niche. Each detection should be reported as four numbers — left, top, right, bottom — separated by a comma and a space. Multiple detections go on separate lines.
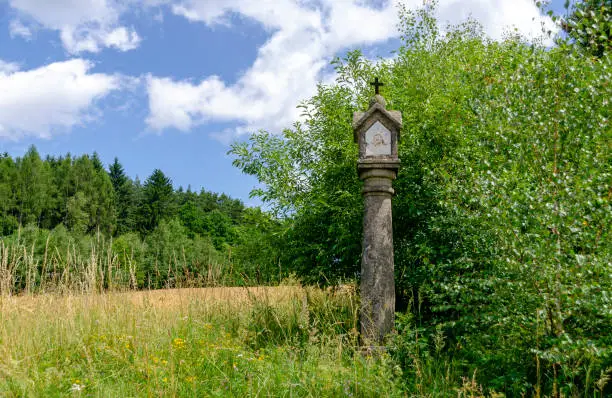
365, 121, 391, 157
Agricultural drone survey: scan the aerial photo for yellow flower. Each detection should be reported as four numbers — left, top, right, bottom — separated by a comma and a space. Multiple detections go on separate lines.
162, 377, 168, 383
185, 376, 196, 383
172, 337, 186, 349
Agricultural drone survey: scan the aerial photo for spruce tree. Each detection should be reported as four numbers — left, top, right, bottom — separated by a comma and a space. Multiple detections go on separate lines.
139, 169, 175, 232
108, 158, 136, 235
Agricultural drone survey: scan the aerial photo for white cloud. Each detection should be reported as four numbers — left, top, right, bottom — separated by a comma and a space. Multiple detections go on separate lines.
7, 0, 141, 53
8, 19, 33, 40
4, 0, 556, 140
60, 25, 141, 53
146, 0, 399, 138
436, 0, 556, 41
145, 0, 556, 140
0, 59, 122, 140
0, 60, 20, 74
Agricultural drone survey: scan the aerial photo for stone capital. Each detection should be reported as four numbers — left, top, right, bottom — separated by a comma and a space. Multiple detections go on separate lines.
357, 160, 400, 180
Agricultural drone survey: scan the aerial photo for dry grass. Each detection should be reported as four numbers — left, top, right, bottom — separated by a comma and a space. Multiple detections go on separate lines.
1, 285, 305, 314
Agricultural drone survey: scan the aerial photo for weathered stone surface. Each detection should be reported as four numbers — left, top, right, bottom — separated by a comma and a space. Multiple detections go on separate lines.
358, 165, 398, 344
353, 103, 401, 160
365, 121, 392, 157
353, 90, 401, 345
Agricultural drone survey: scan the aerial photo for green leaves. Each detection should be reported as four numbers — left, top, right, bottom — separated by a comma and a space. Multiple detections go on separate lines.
229, 2, 611, 394
561, 0, 612, 58
138, 169, 175, 233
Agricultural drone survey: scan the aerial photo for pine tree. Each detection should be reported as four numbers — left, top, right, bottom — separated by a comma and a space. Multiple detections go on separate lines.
92, 152, 104, 171
139, 169, 175, 232
108, 158, 136, 235
91, 162, 115, 235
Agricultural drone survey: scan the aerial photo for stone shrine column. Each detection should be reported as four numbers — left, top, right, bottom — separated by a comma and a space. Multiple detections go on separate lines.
353, 82, 401, 345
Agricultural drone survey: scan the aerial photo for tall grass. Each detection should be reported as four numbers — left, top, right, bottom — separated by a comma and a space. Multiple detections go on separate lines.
0, 285, 409, 397
4, 232, 606, 396
0, 228, 238, 296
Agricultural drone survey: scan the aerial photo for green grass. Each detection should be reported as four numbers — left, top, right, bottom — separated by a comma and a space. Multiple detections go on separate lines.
0, 286, 406, 397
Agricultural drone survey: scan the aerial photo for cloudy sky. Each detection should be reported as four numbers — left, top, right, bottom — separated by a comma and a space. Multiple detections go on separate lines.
0, 0, 564, 205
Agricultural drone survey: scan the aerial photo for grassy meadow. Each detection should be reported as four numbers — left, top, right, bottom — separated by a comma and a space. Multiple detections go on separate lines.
0, 236, 496, 397
0, 286, 413, 397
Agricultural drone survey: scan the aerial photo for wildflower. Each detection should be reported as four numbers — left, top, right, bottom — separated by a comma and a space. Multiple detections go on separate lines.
172, 337, 186, 350
70, 379, 84, 392
70, 383, 84, 392
185, 376, 196, 383
161, 360, 168, 365
151, 356, 160, 364
162, 377, 168, 383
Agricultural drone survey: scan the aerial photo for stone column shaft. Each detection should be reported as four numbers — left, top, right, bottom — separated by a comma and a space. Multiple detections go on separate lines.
358, 164, 398, 344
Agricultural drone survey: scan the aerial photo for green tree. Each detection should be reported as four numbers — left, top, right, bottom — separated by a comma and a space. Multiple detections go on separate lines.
66, 191, 89, 235
0, 154, 18, 235
108, 158, 137, 235
47, 154, 74, 228
15, 146, 52, 227
230, 4, 611, 394
233, 207, 282, 283
90, 158, 116, 235
561, 0, 611, 57
178, 199, 207, 238
69, 154, 115, 235
139, 169, 175, 233
91, 152, 104, 171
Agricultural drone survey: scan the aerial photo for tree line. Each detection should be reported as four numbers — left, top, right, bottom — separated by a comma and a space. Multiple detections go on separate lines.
0, 147, 281, 289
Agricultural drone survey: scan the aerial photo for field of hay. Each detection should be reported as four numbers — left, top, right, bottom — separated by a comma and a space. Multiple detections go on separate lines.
0, 285, 405, 397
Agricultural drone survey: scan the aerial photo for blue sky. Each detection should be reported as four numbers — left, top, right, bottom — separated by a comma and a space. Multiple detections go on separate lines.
0, 0, 567, 206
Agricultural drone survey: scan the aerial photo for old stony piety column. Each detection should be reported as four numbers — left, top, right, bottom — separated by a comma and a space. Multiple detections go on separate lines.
353, 78, 401, 344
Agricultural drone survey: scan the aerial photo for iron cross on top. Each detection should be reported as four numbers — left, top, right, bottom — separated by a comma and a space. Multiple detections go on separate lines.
370, 77, 384, 95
